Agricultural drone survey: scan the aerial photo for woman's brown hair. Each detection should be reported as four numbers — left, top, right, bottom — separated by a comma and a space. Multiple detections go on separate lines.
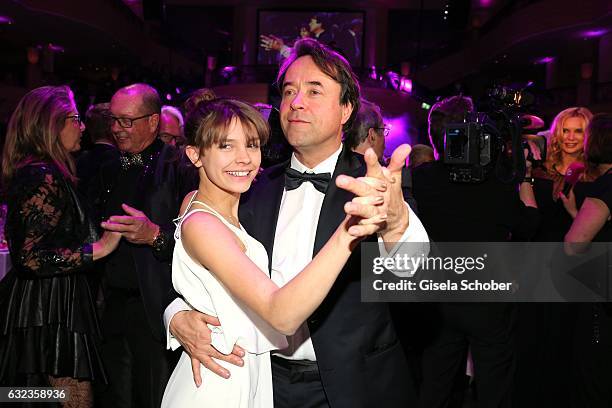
184, 98, 270, 157
2, 85, 78, 184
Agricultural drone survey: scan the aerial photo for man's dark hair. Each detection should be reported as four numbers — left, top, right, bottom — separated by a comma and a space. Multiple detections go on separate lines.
344, 99, 383, 150
276, 38, 361, 131
85, 102, 111, 143
311, 13, 330, 29
428, 95, 474, 158
586, 113, 612, 165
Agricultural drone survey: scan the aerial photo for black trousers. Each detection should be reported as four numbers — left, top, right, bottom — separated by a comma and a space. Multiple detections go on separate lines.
95, 289, 178, 408
419, 303, 516, 408
513, 303, 574, 408
571, 304, 612, 408
272, 356, 330, 408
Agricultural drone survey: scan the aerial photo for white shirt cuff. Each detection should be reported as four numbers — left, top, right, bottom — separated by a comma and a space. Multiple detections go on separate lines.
164, 297, 192, 351
377, 201, 430, 259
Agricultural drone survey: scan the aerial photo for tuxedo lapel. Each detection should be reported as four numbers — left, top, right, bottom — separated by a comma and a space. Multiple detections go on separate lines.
313, 146, 364, 256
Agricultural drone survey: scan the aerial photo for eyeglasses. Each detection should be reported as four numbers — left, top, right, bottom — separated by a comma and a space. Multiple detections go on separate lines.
374, 126, 391, 137
159, 132, 184, 145
66, 114, 82, 126
108, 113, 155, 128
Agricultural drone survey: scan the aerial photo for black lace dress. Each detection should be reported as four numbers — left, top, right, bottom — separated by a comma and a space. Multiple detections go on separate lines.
0, 162, 106, 386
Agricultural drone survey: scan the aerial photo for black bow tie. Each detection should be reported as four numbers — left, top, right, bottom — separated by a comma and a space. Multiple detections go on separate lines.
285, 168, 331, 193
119, 153, 144, 170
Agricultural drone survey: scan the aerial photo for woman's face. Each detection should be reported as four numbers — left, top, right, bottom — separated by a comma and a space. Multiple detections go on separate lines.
559, 116, 585, 157
59, 100, 85, 153
199, 117, 261, 194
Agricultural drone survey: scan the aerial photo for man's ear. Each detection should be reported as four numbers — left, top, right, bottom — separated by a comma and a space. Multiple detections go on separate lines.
185, 145, 203, 168
340, 101, 353, 126
367, 127, 377, 144
149, 113, 160, 134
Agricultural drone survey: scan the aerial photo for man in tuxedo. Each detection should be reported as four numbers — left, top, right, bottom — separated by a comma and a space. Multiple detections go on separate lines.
165, 38, 429, 407
96, 83, 198, 407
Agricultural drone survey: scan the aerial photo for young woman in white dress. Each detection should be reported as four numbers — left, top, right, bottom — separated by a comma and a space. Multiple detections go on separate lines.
161, 98, 387, 407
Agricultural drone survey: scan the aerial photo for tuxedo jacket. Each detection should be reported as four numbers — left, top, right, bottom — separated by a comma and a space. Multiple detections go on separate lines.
239, 146, 417, 407
99, 141, 198, 342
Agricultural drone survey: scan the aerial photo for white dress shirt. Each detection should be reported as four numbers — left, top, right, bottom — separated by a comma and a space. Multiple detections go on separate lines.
271, 147, 342, 360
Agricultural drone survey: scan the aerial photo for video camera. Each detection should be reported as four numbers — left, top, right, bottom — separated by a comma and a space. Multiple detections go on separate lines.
443, 86, 545, 183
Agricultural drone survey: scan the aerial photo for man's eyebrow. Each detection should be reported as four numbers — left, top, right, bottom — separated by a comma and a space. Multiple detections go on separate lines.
282, 80, 324, 89
306, 81, 324, 87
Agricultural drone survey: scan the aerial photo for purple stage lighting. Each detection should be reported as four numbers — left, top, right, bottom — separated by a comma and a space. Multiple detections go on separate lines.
166, 93, 172, 101
535, 56, 554, 64
44, 43, 65, 53
398, 77, 413, 93
583, 29, 608, 38
0, 16, 13, 24
381, 114, 415, 158
369, 66, 378, 81
221, 66, 237, 78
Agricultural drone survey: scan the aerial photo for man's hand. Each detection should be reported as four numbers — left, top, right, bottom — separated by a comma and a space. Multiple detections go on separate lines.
377, 145, 412, 243
170, 310, 245, 387
336, 149, 388, 237
260, 34, 284, 51
101, 204, 159, 245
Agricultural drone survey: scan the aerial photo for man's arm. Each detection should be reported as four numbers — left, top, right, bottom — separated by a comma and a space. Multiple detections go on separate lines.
163, 298, 245, 386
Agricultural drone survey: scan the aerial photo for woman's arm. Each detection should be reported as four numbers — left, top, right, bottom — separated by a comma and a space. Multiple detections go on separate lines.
564, 197, 610, 255
182, 211, 356, 336
15, 169, 119, 277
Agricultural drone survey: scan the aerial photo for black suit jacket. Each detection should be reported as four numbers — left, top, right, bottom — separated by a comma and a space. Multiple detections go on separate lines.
238, 146, 417, 407
99, 141, 198, 342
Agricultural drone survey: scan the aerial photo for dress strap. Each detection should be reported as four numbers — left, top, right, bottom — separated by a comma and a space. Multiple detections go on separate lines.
174, 196, 244, 242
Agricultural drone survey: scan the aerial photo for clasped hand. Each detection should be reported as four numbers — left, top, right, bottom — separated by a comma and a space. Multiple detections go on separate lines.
336, 145, 412, 240
101, 203, 159, 245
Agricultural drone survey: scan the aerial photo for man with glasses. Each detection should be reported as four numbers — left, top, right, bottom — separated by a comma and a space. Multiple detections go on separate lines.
159, 105, 185, 147
96, 83, 198, 408
344, 99, 417, 215
343, 99, 389, 161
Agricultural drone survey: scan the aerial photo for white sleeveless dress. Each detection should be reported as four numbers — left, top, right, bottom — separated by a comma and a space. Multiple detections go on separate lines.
161, 194, 287, 408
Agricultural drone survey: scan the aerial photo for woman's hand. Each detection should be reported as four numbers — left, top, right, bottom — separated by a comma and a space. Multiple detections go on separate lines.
93, 230, 122, 260
559, 189, 578, 219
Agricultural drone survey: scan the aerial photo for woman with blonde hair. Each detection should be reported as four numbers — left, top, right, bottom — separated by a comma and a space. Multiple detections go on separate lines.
516, 107, 594, 406
0, 86, 120, 407
531, 106, 594, 240
543, 107, 594, 195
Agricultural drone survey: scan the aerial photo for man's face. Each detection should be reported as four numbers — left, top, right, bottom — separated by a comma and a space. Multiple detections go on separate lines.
280, 56, 352, 159
159, 112, 183, 146
309, 18, 321, 33
109, 92, 158, 153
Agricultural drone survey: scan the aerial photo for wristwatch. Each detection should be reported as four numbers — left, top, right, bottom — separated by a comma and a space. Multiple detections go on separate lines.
521, 176, 535, 185
151, 229, 168, 252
